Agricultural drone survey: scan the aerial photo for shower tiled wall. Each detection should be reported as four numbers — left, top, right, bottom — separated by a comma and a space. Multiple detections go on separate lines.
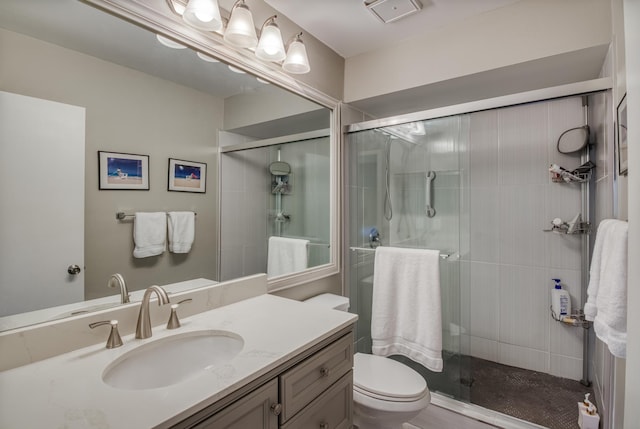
460, 96, 589, 381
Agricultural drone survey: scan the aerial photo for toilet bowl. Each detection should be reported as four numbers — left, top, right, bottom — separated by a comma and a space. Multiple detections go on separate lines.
304, 293, 431, 429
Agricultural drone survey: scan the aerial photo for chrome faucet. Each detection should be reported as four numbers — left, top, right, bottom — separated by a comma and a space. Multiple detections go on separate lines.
107, 273, 130, 304
135, 285, 170, 339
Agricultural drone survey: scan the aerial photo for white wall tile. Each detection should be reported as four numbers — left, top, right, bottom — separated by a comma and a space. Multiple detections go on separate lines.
498, 342, 549, 373
499, 265, 549, 350
547, 96, 587, 173
499, 185, 547, 267
469, 187, 500, 263
550, 354, 583, 381
470, 336, 499, 362
469, 262, 499, 341
498, 102, 549, 186
468, 109, 499, 187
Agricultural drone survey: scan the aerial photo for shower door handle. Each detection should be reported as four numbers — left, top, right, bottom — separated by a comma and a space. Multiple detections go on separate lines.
425, 171, 436, 218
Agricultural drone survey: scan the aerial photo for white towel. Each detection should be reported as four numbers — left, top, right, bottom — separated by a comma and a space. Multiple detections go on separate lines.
267, 236, 309, 277
167, 211, 195, 253
371, 246, 443, 372
584, 219, 628, 358
132, 212, 166, 258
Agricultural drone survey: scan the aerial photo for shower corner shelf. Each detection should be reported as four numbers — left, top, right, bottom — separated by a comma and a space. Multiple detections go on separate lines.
549, 161, 595, 184
543, 221, 591, 235
550, 307, 590, 329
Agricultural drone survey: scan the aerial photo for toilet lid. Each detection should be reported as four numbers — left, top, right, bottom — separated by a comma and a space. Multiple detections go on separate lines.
353, 353, 428, 400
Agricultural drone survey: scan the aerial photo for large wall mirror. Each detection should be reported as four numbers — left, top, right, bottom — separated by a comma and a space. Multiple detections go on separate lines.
0, 0, 339, 331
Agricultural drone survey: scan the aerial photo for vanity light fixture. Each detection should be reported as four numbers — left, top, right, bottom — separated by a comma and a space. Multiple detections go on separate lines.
183, 0, 223, 31
255, 16, 286, 62
156, 34, 188, 49
166, 0, 311, 74
282, 33, 310, 74
224, 0, 258, 48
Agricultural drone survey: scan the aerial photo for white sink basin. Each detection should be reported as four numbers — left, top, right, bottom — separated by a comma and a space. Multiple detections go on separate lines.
102, 330, 244, 390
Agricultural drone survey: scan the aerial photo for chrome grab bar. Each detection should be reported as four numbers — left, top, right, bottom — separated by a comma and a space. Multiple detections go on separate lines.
425, 171, 436, 218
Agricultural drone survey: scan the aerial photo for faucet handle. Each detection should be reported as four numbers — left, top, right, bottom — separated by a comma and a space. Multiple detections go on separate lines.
166, 299, 192, 330
89, 320, 123, 349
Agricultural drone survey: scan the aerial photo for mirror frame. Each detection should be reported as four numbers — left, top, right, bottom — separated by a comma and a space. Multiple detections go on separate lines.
84, 0, 342, 293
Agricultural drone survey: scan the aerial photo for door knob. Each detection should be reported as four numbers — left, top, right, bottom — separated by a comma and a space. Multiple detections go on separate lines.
67, 265, 81, 275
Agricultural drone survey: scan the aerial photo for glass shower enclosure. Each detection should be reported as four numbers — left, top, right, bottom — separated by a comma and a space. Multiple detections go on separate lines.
346, 115, 470, 402
345, 94, 597, 428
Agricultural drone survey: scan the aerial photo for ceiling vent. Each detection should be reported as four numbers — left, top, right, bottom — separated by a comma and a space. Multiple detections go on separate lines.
365, 0, 422, 24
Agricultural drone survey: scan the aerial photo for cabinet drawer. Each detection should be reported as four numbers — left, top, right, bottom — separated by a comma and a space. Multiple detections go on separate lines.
192, 379, 279, 429
281, 371, 353, 429
280, 333, 353, 422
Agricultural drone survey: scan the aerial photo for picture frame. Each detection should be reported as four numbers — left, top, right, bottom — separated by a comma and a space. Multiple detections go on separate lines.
98, 151, 149, 190
168, 158, 206, 193
617, 93, 628, 176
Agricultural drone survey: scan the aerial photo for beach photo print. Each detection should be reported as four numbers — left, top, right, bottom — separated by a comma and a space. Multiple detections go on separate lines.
168, 158, 206, 193
98, 151, 149, 190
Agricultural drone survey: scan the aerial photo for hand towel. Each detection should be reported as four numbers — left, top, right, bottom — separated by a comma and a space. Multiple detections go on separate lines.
585, 219, 628, 358
167, 211, 195, 253
132, 212, 166, 258
267, 236, 309, 277
371, 246, 443, 372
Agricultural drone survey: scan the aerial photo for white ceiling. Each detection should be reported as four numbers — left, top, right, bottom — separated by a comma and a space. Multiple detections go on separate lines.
264, 0, 523, 58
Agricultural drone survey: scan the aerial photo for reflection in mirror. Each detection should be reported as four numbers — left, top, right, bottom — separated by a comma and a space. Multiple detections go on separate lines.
220, 131, 331, 281
0, 0, 333, 331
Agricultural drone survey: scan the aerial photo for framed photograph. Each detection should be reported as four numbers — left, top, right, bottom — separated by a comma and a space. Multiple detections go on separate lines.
98, 151, 149, 190
168, 158, 206, 193
617, 93, 628, 176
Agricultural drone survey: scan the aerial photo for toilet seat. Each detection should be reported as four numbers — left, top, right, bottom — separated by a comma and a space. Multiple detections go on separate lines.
353, 353, 429, 402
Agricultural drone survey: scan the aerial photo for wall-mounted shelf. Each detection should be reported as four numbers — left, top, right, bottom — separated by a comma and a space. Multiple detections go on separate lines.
550, 307, 590, 329
549, 161, 595, 184
543, 216, 591, 234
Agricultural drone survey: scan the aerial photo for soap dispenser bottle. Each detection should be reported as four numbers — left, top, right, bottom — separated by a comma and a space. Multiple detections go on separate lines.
551, 278, 571, 321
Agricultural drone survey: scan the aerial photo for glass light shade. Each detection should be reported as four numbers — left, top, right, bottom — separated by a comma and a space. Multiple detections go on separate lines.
282, 39, 310, 74
156, 34, 187, 49
196, 52, 220, 62
183, 0, 222, 32
223, 3, 258, 48
255, 23, 286, 62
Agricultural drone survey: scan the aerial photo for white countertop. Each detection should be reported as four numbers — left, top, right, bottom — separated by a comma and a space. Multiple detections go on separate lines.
0, 294, 357, 428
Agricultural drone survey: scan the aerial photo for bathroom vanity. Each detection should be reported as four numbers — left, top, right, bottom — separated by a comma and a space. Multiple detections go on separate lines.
0, 293, 357, 428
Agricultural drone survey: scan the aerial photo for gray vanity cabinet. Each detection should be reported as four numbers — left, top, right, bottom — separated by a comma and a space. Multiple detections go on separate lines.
192, 379, 279, 429
177, 330, 354, 429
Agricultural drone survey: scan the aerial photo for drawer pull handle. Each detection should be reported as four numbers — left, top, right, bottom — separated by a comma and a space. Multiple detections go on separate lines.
320, 367, 330, 377
319, 423, 329, 429
270, 403, 282, 416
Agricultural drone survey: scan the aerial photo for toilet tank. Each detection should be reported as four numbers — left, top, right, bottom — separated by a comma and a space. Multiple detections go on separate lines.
304, 293, 350, 312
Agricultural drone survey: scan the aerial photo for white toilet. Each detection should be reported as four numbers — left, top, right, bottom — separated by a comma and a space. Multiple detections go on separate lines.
304, 293, 431, 429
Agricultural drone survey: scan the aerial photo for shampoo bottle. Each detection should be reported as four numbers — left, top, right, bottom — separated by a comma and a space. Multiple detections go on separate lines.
551, 278, 571, 321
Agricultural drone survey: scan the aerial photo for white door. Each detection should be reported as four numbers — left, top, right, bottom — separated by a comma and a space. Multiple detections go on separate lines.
0, 91, 85, 317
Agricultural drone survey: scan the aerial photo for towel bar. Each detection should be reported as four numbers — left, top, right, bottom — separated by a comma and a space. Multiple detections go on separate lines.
349, 246, 452, 260
116, 211, 197, 220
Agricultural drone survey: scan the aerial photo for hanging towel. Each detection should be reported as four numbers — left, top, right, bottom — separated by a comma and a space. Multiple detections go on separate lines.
132, 212, 167, 258
371, 246, 443, 372
584, 219, 628, 358
267, 236, 309, 277
167, 211, 195, 253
